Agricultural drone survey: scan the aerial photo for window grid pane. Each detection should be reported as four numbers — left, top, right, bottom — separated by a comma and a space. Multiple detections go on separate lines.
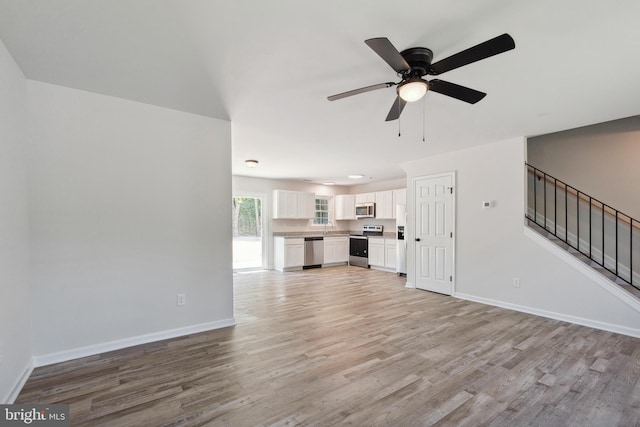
314, 198, 329, 225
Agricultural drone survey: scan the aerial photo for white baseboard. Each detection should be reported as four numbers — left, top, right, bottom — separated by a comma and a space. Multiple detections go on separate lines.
32, 318, 236, 368
405, 281, 415, 289
455, 292, 640, 338
370, 265, 396, 273
3, 359, 34, 404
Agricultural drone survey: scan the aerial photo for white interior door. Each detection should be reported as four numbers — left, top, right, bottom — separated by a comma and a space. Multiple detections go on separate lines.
414, 173, 455, 295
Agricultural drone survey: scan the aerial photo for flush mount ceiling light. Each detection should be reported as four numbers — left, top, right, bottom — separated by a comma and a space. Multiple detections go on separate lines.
348, 174, 365, 179
322, 182, 335, 186
245, 159, 259, 168
398, 78, 428, 102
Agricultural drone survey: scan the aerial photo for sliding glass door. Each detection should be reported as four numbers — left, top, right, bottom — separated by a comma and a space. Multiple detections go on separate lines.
232, 196, 264, 271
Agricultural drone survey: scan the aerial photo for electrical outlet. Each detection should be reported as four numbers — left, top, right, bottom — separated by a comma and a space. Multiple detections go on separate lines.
512, 278, 521, 288
177, 293, 186, 306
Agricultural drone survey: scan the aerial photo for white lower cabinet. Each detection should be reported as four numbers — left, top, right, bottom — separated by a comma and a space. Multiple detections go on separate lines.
385, 240, 397, 270
368, 237, 386, 268
368, 237, 397, 271
274, 237, 304, 271
323, 236, 348, 265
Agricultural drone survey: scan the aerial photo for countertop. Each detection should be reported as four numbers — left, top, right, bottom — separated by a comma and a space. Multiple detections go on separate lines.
273, 231, 396, 238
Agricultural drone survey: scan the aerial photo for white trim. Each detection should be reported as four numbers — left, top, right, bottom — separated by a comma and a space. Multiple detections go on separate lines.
405, 281, 415, 289
527, 210, 640, 284
3, 360, 34, 404
33, 318, 236, 367
369, 265, 396, 273
455, 292, 640, 338
524, 227, 640, 312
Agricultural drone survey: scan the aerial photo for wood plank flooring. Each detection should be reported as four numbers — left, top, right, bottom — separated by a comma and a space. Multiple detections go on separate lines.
16, 266, 640, 426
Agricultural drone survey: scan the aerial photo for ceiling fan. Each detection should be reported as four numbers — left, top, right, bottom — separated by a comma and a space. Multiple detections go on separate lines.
327, 34, 515, 121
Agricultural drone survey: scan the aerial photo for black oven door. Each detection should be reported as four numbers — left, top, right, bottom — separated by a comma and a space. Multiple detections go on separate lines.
349, 236, 369, 268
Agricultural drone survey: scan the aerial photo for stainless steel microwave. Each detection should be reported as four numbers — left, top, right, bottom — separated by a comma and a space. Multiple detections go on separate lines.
355, 202, 375, 219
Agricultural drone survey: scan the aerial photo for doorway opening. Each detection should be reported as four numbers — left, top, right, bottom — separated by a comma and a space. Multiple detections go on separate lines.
233, 196, 264, 271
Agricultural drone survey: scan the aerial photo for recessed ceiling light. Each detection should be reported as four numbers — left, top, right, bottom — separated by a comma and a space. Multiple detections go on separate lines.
322, 182, 335, 186
245, 159, 259, 168
348, 174, 365, 179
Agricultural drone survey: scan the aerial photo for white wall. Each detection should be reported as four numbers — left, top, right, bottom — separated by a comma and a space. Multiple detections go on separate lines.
0, 39, 32, 403
27, 81, 234, 362
528, 115, 640, 218
402, 138, 640, 335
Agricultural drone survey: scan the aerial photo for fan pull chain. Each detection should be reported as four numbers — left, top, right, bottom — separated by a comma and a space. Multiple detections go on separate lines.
398, 97, 401, 138
422, 94, 426, 142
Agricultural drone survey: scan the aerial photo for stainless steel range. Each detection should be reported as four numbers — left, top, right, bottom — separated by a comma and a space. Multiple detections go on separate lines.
349, 225, 384, 268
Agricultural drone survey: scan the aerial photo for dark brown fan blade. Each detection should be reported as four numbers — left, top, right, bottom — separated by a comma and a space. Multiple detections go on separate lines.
385, 96, 407, 121
365, 37, 411, 73
327, 82, 395, 101
428, 79, 486, 104
429, 33, 515, 75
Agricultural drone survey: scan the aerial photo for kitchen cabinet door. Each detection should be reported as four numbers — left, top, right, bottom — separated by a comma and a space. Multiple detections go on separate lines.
273, 190, 297, 219
375, 190, 394, 219
273, 190, 315, 219
297, 192, 315, 219
355, 192, 375, 204
368, 237, 385, 267
285, 242, 304, 267
385, 239, 397, 269
274, 237, 304, 271
335, 195, 356, 220
324, 236, 348, 264
334, 238, 348, 262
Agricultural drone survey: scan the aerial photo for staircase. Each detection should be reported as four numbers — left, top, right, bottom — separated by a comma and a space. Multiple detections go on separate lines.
526, 163, 640, 299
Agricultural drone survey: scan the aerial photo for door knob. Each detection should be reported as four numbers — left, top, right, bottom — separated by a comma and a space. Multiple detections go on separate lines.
415, 238, 421, 242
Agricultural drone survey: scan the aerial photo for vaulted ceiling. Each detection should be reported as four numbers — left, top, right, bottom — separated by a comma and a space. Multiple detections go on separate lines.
1, 0, 639, 185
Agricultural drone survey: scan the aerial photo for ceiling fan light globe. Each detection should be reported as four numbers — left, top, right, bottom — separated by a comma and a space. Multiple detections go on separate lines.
398, 81, 427, 102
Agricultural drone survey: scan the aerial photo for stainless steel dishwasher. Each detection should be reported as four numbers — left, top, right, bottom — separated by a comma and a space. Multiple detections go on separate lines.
304, 236, 324, 268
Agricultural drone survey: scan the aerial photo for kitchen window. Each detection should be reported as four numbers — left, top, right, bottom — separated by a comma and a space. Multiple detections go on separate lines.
313, 197, 330, 225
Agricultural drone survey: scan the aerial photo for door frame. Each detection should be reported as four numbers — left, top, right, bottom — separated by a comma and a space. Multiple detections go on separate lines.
232, 192, 268, 271
409, 171, 456, 295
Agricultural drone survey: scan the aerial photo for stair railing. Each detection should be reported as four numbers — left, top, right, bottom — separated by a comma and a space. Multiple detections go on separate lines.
526, 163, 639, 290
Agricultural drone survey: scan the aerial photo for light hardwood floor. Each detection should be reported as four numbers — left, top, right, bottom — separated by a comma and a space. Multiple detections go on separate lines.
17, 266, 640, 426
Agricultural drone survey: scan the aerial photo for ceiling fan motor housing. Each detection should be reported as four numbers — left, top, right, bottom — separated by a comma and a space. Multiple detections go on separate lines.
400, 47, 433, 77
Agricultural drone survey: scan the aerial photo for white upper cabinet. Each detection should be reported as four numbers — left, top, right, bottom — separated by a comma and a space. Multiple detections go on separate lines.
375, 190, 394, 219
355, 192, 375, 203
273, 190, 315, 219
335, 194, 356, 220
394, 188, 406, 207
297, 191, 316, 219
351, 188, 406, 219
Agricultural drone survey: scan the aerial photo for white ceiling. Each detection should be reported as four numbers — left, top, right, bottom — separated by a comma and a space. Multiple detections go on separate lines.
1, 0, 639, 185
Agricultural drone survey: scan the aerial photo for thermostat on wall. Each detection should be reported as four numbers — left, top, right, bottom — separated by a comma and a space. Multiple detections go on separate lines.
482, 201, 495, 209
